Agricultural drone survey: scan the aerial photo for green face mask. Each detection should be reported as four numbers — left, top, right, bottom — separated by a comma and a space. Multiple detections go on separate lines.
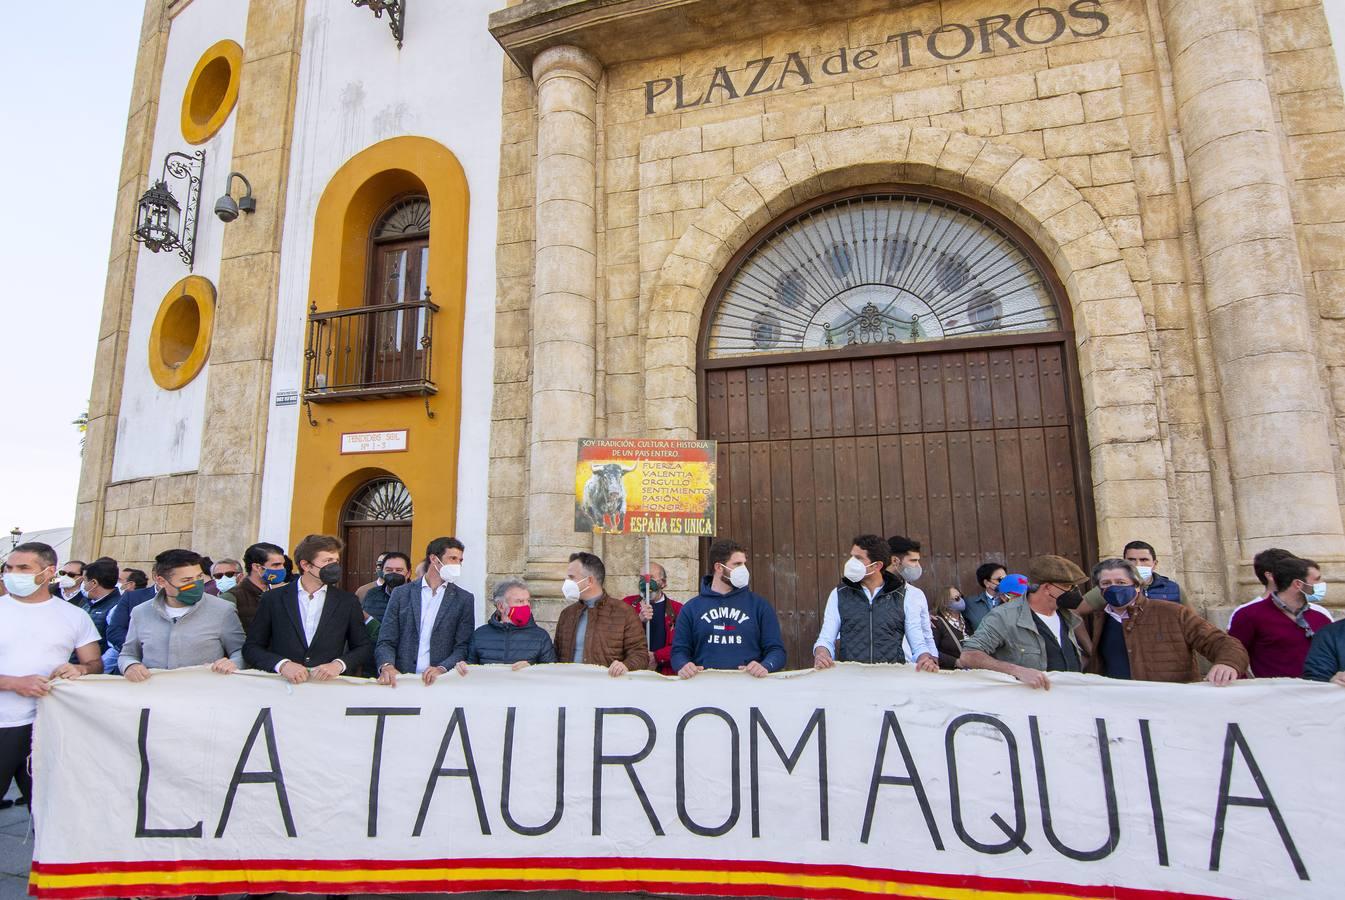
174, 580, 205, 606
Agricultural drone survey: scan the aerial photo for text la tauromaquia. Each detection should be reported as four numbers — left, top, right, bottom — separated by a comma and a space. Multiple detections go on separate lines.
644, 1, 1109, 115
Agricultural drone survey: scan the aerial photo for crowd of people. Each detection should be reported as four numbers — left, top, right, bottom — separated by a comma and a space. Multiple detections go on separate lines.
2, 531, 1344, 815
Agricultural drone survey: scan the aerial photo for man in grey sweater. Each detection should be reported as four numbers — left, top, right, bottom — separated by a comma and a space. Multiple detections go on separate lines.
120, 549, 245, 680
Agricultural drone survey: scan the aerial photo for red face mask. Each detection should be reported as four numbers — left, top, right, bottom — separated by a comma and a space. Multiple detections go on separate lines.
507, 605, 531, 627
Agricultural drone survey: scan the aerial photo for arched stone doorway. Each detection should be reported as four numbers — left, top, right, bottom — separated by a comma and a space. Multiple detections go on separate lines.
340, 476, 414, 593
642, 126, 1175, 644
698, 186, 1095, 665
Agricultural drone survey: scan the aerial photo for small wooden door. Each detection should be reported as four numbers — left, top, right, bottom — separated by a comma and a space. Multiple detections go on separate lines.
340, 478, 414, 593
702, 340, 1090, 668
367, 237, 429, 385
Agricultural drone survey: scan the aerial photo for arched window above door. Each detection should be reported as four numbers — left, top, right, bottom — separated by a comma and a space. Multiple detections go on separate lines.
704, 191, 1061, 359
368, 195, 430, 307
343, 477, 414, 523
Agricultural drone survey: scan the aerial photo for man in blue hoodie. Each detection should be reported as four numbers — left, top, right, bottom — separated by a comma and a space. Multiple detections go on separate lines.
671, 538, 786, 678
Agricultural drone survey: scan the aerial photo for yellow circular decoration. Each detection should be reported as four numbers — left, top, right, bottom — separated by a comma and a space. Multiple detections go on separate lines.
180, 39, 243, 145
149, 275, 216, 390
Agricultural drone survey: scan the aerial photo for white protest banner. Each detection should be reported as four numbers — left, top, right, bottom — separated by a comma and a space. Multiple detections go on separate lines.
28, 666, 1341, 899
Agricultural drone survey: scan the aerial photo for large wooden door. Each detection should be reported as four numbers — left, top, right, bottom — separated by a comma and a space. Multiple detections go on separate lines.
702, 339, 1090, 668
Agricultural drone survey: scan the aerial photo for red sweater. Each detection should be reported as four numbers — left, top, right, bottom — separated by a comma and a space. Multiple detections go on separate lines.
1227, 596, 1333, 678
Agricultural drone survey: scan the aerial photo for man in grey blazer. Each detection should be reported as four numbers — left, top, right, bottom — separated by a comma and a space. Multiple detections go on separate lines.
374, 536, 475, 686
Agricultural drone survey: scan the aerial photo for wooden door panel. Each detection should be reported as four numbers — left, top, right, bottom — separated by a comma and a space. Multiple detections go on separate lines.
749, 442, 775, 602
705, 341, 1087, 668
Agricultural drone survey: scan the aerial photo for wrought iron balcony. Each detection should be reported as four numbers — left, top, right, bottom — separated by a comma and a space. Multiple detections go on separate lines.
303, 294, 439, 402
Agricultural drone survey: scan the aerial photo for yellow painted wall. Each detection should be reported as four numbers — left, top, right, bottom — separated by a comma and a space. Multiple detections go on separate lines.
289, 137, 470, 555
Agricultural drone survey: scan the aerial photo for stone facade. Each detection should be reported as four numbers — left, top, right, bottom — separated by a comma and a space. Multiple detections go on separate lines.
98, 473, 197, 571
488, 0, 1345, 623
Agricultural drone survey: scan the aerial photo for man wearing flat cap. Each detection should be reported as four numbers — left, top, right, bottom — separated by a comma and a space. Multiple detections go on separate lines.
958, 555, 1090, 689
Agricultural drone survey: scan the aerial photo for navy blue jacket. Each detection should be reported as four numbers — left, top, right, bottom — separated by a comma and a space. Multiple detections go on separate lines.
1303, 620, 1345, 681
1145, 573, 1184, 603
466, 613, 556, 665
671, 576, 786, 672
106, 587, 156, 651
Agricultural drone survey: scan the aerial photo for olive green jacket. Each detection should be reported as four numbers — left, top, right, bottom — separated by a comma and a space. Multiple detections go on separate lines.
960, 599, 1086, 671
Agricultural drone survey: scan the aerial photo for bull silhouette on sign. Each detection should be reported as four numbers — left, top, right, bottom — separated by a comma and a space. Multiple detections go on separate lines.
580, 462, 638, 533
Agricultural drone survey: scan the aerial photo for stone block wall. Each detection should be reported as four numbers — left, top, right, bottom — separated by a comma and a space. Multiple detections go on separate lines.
97, 472, 198, 571
487, 0, 1345, 619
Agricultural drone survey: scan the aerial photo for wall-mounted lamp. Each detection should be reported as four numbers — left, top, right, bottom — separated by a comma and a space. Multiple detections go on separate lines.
134, 149, 205, 269
215, 171, 256, 223
352, 0, 406, 49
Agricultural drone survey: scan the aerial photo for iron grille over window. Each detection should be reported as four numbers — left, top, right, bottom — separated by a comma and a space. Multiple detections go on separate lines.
343, 478, 413, 522
706, 192, 1059, 358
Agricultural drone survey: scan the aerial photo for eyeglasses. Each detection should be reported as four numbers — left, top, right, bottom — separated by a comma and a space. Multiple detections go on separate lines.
214, 571, 240, 579
58, 570, 81, 577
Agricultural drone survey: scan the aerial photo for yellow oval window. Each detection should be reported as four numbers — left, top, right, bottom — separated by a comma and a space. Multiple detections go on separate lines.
149, 275, 216, 390
180, 39, 243, 145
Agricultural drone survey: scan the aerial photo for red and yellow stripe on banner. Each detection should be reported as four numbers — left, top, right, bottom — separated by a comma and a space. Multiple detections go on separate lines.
30, 857, 1225, 900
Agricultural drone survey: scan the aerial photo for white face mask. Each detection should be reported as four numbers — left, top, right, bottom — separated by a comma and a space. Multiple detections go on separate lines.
56, 574, 77, 591
1135, 565, 1154, 582
438, 562, 462, 583
948, 596, 967, 612
843, 557, 871, 583
727, 565, 750, 590
900, 564, 922, 582
214, 575, 238, 594
4, 572, 42, 598
561, 577, 583, 601
1308, 581, 1327, 601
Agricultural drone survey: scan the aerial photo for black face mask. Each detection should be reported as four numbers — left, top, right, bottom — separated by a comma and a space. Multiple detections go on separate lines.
317, 563, 343, 586
1055, 586, 1084, 610
382, 573, 407, 590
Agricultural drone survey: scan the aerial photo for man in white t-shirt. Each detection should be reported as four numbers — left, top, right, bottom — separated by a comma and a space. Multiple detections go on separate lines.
0, 542, 102, 808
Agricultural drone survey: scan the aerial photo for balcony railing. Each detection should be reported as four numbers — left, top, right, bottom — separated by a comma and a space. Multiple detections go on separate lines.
303, 296, 439, 402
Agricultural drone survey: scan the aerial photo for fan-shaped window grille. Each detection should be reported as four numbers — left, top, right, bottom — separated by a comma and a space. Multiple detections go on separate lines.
343, 478, 413, 523
374, 196, 430, 241
705, 192, 1060, 358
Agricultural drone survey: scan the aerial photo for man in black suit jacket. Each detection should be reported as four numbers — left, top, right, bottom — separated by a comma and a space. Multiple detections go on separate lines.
375, 536, 475, 686
244, 534, 372, 683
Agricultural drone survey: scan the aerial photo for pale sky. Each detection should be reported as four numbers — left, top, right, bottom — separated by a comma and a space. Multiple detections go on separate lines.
0, 4, 140, 533
2, 5, 1344, 537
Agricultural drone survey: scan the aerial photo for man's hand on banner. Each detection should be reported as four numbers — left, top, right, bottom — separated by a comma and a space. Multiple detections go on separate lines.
377, 664, 398, 686
740, 661, 769, 678
678, 662, 703, 679
916, 654, 939, 673
278, 661, 309, 684
511, 661, 530, 671
310, 661, 343, 682
608, 661, 629, 678
123, 664, 151, 683
454, 661, 470, 676
422, 666, 448, 685
211, 659, 237, 675
1332, 671, 1345, 687
5, 674, 50, 697
813, 647, 834, 669
50, 663, 88, 681
1011, 665, 1051, 690
1206, 664, 1240, 686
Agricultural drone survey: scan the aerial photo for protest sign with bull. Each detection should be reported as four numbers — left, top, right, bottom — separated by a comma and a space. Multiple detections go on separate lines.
573, 438, 716, 536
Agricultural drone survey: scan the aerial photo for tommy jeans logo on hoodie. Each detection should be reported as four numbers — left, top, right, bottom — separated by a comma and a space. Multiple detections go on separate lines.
701, 606, 751, 644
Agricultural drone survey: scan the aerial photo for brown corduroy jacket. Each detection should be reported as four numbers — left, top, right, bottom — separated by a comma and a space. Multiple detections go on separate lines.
1083, 594, 1249, 683
554, 592, 650, 670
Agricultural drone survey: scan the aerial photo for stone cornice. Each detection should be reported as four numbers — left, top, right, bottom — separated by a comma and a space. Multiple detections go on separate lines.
489, 0, 909, 77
